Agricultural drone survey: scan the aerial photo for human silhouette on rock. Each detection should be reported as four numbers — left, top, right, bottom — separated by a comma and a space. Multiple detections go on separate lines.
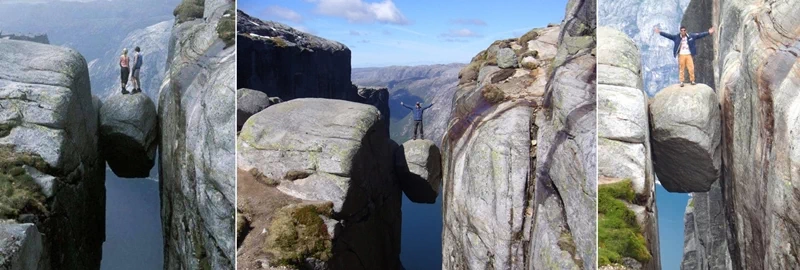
119, 48, 130, 94
655, 25, 714, 87
401, 101, 433, 140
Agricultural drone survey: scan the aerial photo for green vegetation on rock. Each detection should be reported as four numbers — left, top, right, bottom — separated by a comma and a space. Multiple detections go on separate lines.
174, 0, 204, 23
519, 29, 540, 52
271, 37, 288, 48
598, 179, 651, 266
0, 145, 49, 220
217, 8, 235, 48
265, 203, 334, 268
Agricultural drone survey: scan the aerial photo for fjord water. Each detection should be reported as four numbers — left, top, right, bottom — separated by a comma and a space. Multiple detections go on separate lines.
101, 163, 162, 269
401, 190, 443, 269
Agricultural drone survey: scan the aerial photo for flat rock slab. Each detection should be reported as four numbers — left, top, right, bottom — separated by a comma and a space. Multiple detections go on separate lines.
394, 139, 442, 204
99, 92, 158, 178
0, 223, 48, 270
649, 83, 720, 192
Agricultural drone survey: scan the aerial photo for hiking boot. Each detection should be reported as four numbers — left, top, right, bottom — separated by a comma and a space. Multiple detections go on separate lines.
122, 88, 129, 94
680, 82, 684, 87
691, 81, 696, 85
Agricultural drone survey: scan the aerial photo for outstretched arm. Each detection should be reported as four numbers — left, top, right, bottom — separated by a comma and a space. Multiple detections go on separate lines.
658, 31, 677, 39
694, 27, 713, 39
422, 103, 434, 110
400, 102, 413, 110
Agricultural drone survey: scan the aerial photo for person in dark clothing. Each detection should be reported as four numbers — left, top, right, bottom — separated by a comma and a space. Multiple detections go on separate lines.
131, 46, 143, 93
655, 25, 714, 87
401, 101, 433, 140
119, 48, 130, 94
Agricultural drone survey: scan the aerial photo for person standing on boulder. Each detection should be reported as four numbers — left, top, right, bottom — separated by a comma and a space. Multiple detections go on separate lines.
655, 25, 714, 87
401, 101, 433, 140
119, 48, 130, 94
130, 46, 143, 93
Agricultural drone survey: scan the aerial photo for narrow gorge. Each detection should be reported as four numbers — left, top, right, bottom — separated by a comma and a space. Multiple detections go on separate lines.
0, 0, 235, 269
598, 0, 800, 269
235, 0, 597, 269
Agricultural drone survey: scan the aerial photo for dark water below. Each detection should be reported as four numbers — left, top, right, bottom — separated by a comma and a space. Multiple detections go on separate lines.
100, 165, 163, 270
400, 192, 442, 270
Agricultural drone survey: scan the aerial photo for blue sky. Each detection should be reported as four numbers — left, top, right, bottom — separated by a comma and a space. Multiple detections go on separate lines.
656, 183, 691, 270
239, 0, 569, 67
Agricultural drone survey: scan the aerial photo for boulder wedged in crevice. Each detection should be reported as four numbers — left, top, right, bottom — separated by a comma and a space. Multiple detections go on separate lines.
393, 139, 442, 204
99, 93, 158, 178
649, 83, 720, 193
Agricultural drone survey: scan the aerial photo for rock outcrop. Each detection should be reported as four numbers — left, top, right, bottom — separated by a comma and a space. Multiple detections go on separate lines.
99, 93, 158, 178
237, 98, 402, 269
237, 10, 358, 102
351, 64, 464, 144
357, 86, 390, 135
441, 0, 596, 268
158, 0, 235, 269
394, 140, 442, 204
649, 84, 720, 193
0, 39, 105, 269
682, 0, 800, 268
597, 26, 659, 269
236, 88, 270, 131
0, 33, 49, 44
0, 223, 48, 270
681, 181, 732, 270
598, 0, 691, 96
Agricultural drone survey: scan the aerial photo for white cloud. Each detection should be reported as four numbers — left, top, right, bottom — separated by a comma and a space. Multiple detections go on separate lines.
265, 5, 303, 23
311, 0, 408, 24
349, 30, 362, 36
440, 28, 482, 38
451, 18, 487, 26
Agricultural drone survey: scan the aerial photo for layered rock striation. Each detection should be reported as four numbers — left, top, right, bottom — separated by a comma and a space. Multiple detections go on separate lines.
441, 0, 596, 269
0, 39, 105, 269
158, 0, 236, 269
597, 26, 659, 269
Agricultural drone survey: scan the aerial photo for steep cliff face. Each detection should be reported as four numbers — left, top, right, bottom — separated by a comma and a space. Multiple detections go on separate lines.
237, 10, 357, 102
596, 26, 659, 269
598, 0, 691, 95
681, 181, 732, 270
0, 39, 105, 269
440, 0, 596, 269
351, 64, 464, 143
158, 0, 235, 269
704, 0, 800, 268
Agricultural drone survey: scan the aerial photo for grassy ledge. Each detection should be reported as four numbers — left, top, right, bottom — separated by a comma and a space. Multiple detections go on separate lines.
0, 145, 49, 220
598, 179, 651, 266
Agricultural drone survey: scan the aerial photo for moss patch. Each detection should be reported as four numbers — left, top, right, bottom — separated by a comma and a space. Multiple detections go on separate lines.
264, 203, 334, 268
519, 29, 540, 51
173, 0, 205, 23
481, 84, 505, 104
284, 170, 311, 181
0, 145, 49, 221
216, 8, 235, 48
598, 179, 651, 266
248, 168, 280, 186
270, 37, 288, 48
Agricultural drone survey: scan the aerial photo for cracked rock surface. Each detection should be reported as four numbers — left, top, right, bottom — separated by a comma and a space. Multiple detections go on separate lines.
0, 39, 105, 269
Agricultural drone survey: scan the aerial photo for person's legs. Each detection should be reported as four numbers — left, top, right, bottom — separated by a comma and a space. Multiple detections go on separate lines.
420, 120, 424, 140
413, 121, 420, 140
678, 55, 687, 83
688, 56, 696, 83
121, 67, 129, 94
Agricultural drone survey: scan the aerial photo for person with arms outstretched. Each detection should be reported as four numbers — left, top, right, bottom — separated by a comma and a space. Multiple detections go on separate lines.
401, 101, 433, 140
655, 25, 714, 87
